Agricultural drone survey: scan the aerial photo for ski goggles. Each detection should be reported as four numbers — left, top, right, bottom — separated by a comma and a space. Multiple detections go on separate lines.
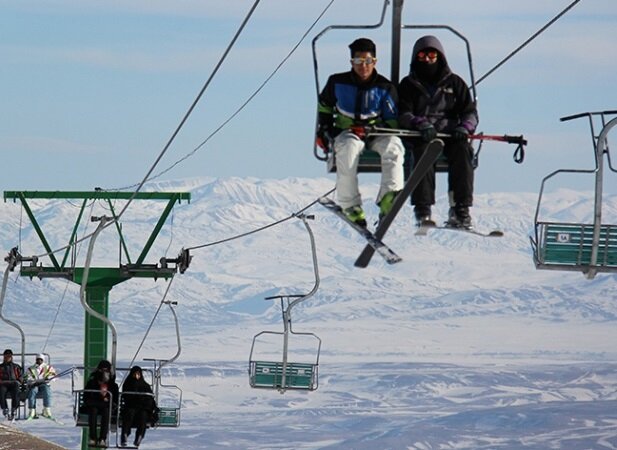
351, 56, 377, 65
416, 50, 438, 62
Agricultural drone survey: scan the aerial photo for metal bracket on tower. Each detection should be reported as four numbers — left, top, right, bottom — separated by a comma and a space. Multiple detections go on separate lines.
159, 248, 192, 274
4, 247, 39, 272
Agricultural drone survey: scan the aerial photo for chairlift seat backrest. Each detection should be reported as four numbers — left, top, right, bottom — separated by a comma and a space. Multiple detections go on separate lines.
534, 222, 617, 269
249, 360, 318, 391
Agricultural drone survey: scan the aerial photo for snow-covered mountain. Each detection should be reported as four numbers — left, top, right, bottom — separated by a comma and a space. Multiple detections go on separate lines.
1, 177, 616, 449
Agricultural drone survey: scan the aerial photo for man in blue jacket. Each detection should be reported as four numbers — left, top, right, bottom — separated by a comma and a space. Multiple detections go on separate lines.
398, 35, 479, 229
317, 38, 404, 227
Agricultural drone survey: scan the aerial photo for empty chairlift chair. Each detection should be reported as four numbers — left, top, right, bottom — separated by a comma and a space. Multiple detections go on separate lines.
248, 214, 322, 393
531, 110, 617, 279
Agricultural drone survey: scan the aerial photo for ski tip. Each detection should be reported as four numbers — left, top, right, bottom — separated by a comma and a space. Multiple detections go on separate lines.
488, 230, 504, 237
354, 259, 369, 269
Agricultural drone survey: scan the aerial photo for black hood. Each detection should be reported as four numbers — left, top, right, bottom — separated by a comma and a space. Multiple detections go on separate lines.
409, 35, 450, 82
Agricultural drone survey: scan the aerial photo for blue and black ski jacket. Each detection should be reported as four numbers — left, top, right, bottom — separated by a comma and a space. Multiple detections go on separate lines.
318, 70, 399, 134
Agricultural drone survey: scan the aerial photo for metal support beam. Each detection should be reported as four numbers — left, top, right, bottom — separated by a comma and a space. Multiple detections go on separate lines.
391, 0, 404, 85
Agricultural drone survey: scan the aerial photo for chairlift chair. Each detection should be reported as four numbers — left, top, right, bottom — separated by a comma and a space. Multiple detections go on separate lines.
311, 0, 481, 174
248, 214, 322, 393
248, 296, 322, 392
142, 358, 183, 428
71, 366, 153, 428
1, 253, 53, 420
530, 110, 617, 279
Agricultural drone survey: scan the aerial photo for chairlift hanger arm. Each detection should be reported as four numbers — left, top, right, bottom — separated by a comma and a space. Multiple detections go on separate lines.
559, 110, 617, 122
1, 260, 27, 370
4, 247, 39, 272
264, 294, 305, 301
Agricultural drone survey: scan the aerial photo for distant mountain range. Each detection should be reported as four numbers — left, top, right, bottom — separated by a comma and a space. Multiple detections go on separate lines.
2, 177, 617, 450
1, 177, 616, 364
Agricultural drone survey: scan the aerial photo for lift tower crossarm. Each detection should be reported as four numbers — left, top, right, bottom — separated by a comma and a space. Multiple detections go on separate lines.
3, 191, 191, 201
3, 189, 191, 450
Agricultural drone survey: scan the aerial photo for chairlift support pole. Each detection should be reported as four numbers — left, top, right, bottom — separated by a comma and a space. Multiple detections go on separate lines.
0, 260, 26, 370
588, 116, 617, 278
249, 214, 321, 392
391, 0, 404, 85
278, 214, 320, 391
3, 190, 190, 449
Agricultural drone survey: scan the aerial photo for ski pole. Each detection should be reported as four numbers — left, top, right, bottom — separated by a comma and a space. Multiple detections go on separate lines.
366, 126, 527, 163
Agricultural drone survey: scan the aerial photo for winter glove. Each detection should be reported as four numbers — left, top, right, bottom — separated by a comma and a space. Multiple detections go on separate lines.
316, 123, 332, 151
350, 125, 366, 139
452, 126, 470, 141
417, 122, 437, 142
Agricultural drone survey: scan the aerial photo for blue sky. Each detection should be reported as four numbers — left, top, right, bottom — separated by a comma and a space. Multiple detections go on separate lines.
1, 0, 617, 195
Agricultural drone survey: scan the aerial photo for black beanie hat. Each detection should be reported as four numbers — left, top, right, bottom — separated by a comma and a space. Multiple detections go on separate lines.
349, 38, 376, 57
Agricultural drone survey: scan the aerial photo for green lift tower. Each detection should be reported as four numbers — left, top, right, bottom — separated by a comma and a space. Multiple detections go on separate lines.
3, 190, 191, 449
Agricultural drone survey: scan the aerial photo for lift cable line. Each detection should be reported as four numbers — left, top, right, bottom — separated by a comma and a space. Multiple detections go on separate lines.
109, 0, 263, 203
476, 0, 581, 85
187, 187, 335, 251
123, 275, 177, 385
10, 0, 331, 268
112, 0, 337, 192
4, 0, 261, 267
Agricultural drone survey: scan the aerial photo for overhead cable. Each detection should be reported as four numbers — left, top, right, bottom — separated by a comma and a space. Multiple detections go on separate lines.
477, 0, 581, 85
188, 188, 334, 251
114, 0, 337, 191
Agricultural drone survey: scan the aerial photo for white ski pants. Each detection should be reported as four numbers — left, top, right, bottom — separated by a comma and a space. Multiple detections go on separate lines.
334, 130, 404, 209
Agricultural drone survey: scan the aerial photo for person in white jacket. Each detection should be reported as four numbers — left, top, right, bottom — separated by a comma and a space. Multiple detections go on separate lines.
25, 353, 56, 419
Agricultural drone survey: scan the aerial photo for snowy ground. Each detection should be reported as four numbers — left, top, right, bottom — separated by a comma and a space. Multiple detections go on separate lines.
1, 177, 616, 449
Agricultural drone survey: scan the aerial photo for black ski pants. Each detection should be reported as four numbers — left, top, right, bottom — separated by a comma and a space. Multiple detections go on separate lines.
0, 381, 19, 412
405, 139, 474, 208
122, 407, 148, 441
87, 403, 110, 441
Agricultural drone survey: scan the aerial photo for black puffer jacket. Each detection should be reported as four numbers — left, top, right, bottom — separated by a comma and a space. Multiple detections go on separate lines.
398, 35, 478, 133
122, 366, 155, 413
84, 370, 119, 408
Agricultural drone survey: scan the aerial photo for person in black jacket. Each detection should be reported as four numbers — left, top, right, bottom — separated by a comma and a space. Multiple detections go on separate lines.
317, 37, 404, 227
120, 366, 156, 448
0, 349, 23, 420
83, 359, 119, 447
398, 35, 479, 229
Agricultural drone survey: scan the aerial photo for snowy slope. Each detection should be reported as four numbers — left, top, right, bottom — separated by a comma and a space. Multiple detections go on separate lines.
1, 177, 616, 449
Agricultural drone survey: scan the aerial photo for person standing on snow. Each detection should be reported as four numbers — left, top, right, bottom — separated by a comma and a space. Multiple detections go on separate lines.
398, 35, 479, 229
316, 37, 404, 227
